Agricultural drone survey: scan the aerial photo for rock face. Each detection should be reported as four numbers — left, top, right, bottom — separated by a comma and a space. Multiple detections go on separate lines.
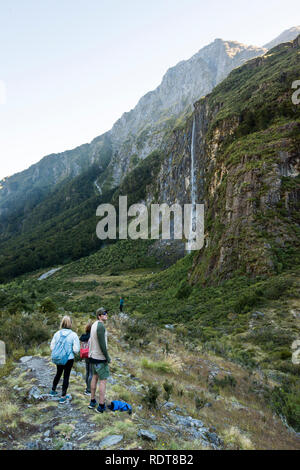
144, 35, 300, 282
103, 39, 266, 190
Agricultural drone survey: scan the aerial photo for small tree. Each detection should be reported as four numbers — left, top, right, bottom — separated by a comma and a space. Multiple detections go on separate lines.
40, 297, 56, 314
163, 380, 174, 402
143, 383, 160, 409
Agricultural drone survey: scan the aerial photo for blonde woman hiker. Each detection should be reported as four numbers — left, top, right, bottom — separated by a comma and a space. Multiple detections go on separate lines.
50, 315, 80, 404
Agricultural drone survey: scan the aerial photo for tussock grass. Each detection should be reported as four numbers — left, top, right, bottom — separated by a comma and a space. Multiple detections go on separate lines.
110, 384, 133, 403
6, 370, 28, 389
140, 357, 180, 374
54, 423, 75, 439
222, 426, 254, 450
91, 416, 137, 442
0, 403, 19, 429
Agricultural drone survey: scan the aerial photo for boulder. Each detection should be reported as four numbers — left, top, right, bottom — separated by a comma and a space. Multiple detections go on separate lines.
138, 429, 157, 441
28, 386, 42, 401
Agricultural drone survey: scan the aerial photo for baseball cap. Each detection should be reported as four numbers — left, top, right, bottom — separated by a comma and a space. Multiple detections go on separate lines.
96, 307, 108, 317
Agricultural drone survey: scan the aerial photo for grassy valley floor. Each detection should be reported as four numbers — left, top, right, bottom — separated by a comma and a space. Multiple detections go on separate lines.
0, 251, 300, 450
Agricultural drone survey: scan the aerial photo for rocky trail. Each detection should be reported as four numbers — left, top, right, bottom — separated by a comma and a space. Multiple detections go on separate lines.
12, 356, 104, 450
1, 310, 300, 451
0, 355, 223, 450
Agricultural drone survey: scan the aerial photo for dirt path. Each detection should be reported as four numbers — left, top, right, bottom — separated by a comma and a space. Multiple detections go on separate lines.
15, 356, 103, 450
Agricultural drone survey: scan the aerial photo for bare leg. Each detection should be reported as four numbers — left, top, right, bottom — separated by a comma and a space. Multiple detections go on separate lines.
99, 379, 107, 405
91, 374, 98, 401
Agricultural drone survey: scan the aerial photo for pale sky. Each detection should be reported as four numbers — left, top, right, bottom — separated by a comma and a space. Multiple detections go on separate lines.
0, 0, 299, 179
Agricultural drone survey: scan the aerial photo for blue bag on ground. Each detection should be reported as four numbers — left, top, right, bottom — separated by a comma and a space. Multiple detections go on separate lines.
108, 400, 132, 414
51, 330, 72, 365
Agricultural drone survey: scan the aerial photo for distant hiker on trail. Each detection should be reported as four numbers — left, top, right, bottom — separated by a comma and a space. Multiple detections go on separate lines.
50, 315, 80, 404
79, 321, 93, 396
119, 297, 124, 312
88, 307, 111, 413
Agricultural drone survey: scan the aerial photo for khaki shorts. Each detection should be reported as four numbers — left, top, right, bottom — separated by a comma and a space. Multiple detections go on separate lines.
91, 362, 110, 380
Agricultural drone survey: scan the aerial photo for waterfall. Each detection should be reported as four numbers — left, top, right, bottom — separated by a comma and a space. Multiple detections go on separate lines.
94, 179, 102, 195
187, 117, 197, 253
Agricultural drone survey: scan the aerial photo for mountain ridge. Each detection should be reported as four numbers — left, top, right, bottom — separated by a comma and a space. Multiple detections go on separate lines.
0, 31, 286, 212
263, 25, 300, 50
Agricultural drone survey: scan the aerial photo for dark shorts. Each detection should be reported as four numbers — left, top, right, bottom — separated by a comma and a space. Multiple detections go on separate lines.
91, 362, 110, 380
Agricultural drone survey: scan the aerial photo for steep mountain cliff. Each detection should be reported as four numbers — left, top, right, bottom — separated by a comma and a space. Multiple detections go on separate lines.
103, 39, 267, 190
0, 31, 299, 283
146, 36, 300, 282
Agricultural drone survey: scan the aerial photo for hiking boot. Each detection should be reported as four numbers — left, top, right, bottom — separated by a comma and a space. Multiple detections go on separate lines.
50, 390, 58, 396
88, 399, 97, 409
96, 404, 106, 414
59, 394, 71, 404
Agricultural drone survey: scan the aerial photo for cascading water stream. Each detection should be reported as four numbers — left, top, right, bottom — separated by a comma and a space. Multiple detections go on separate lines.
94, 179, 102, 195
187, 117, 197, 253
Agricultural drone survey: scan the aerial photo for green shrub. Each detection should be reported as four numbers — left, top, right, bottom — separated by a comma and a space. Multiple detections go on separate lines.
272, 349, 293, 360
39, 297, 56, 313
163, 380, 174, 401
123, 320, 150, 346
248, 328, 293, 350
233, 292, 259, 314
263, 278, 293, 300
213, 374, 237, 389
269, 385, 300, 432
175, 280, 192, 299
143, 383, 160, 409
195, 393, 206, 410
0, 311, 51, 354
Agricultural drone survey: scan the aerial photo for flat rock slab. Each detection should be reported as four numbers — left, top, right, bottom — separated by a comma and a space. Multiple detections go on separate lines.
20, 356, 33, 363
170, 413, 205, 430
151, 425, 170, 435
138, 429, 157, 441
99, 435, 124, 449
